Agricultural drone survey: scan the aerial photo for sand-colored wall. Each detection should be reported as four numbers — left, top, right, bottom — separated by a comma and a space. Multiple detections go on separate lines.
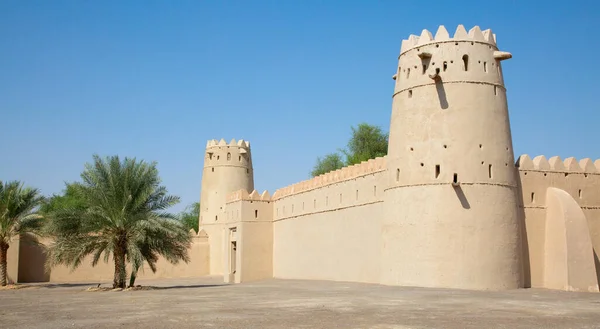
6, 235, 20, 284
517, 155, 600, 288
224, 190, 273, 283
271, 157, 386, 284
23, 234, 210, 283
543, 187, 598, 292
199, 139, 254, 276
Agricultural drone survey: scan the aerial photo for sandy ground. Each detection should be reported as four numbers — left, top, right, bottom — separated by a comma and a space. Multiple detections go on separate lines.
1, 276, 600, 328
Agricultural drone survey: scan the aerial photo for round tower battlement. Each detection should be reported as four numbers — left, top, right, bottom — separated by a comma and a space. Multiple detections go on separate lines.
393, 25, 511, 96
204, 138, 253, 171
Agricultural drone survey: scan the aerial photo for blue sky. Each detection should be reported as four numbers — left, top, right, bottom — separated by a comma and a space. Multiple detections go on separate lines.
1, 0, 598, 212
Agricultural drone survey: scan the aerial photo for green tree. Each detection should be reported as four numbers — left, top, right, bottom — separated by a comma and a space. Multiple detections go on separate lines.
341, 123, 388, 166
0, 180, 44, 286
310, 153, 345, 177
39, 183, 85, 215
178, 202, 200, 233
310, 123, 388, 177
45, 155, 192, 289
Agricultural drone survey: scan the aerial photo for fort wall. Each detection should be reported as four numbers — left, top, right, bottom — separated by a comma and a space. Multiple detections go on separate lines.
13, 233, 210, 283
223, 190, 273, 283
270, 157, 386, 284
516, 155, 600, 288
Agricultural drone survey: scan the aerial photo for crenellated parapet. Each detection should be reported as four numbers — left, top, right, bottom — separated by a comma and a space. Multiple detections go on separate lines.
516, 154, 600, 210
206, 138, 250, 149
393, 25, 512, 97
516, 155, 600, 174
204, 138, 252, 169
399, 25, 499, 55
272, 156, 386, 200
226, 189, 271, 204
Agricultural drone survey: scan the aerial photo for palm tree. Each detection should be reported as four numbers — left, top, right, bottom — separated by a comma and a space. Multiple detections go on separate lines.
45, 155, 192, 289
0, 181, 44, 286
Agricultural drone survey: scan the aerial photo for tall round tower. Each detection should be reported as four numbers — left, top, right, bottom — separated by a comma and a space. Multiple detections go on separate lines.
381, 25, 522, 290
199, 138, 254, 275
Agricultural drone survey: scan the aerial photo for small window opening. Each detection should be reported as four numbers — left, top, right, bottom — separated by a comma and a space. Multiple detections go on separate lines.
227, 153, 231, 160
494, 86, 497, 95
255, 210, 258, 218
396, 168, 400, 182
488, 164, 493, 178
406, 68, 410, 79
246, 169, 249, 174
239, 155, 241, 161
211, 168, 214, 172
422, 64, 427, 74
462, 55, 469, 71
420, 163, 424, 167
479, 144, 482, 148
208, 154, 213, 160
215, 215, 218, 221
531, 192, 535, 203
408, 90, 412, 98
443, 144, 447, 148
443, 61, 448, 71
453, 173, 458, 184
483, 62, 487, 72
435, 165, 440, 179
435, 67, 440, 75
217, 155, 220, 160
579, 189, 582, 198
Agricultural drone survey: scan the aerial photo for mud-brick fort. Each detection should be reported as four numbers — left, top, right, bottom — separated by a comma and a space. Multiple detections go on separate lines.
8, 25, 600, 292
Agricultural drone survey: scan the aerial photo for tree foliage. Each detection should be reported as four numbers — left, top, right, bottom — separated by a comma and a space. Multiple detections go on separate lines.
39, 183, 85, 215
44, 155, 192, 288
342, 123, 388, 166
0, 180, 44, 286
178, 202, 200, 233
310, 153, 345, 177
310, 123, 388, 177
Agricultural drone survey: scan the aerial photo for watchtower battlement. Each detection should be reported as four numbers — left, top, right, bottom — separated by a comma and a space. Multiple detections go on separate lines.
203, 138, 253, 169
399, 25, 499, 55
393, 25, 512, 95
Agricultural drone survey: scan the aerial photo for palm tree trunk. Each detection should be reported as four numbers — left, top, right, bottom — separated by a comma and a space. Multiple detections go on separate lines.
0, 242, 8, 286
112, 250, 127, 289
129, 265, 138, 288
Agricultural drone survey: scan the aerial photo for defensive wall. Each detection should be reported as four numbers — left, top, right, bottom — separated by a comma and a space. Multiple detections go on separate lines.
223, 190, 273, 283
7, 232, 210, 284
270, 157, 386, 284
516, 155, 600, 290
